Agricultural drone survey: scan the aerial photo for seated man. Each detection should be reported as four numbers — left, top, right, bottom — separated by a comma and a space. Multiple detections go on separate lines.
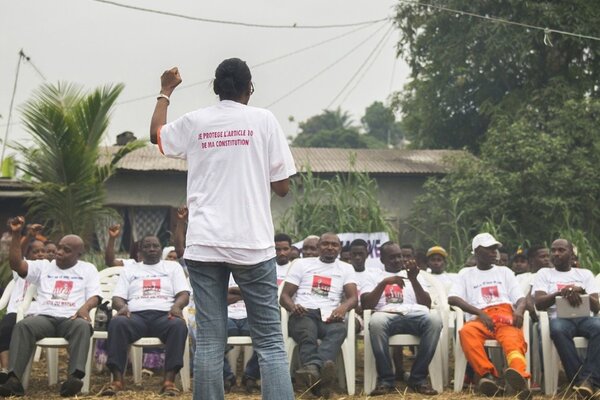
449, 233, 530, 399
0, 217, 101, 397
280, 232, 357, 398
275, 233, 293, 285
426, 245, 457, 293
301, 235, 319, 258
533, 239, 600, 398
100, 235, 190, 397
361, 242, 441, 395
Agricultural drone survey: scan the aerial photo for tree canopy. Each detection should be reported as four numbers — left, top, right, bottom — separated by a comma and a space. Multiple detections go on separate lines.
15, 82, 144, 242
393, 0, 600, 152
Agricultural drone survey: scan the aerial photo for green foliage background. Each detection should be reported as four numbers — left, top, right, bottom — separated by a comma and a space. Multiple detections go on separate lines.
278, 161, 396, 241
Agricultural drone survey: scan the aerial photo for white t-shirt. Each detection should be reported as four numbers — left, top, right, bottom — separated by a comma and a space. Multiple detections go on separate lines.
158, 100, 297, 264
25, 260, 101, 318
276, 262, 291, 287
362, 271, 430, 314
7, 272, 30, 314
285, 258, 356, 319
429, 272, 458, 294
355, 269, 376, 297
515, 272, 534, 296
112, 260, 190, 313
449, 265, 524, 319
227, 275, 247, 320
532, 267, 599, 318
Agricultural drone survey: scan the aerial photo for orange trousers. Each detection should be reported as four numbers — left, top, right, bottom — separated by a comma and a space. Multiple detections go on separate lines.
459, 303, 529, 378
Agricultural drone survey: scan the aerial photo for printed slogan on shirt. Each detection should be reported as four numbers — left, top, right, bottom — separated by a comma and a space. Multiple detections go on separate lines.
384, 284, 404, 304
481, 285, 500, 304
198, 129, 254, 150
311, 275, 331, 297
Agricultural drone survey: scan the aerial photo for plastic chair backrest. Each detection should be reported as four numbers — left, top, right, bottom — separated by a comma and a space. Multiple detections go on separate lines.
0, 279, 16, 310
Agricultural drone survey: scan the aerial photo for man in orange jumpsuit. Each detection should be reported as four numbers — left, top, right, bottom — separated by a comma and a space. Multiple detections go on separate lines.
449, 233, 530, 399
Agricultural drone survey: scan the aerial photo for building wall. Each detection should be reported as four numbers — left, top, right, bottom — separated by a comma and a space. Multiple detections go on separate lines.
104, 171, 433, 241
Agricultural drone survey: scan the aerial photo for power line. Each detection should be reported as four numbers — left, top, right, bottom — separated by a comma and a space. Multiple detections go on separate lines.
115, 22, 378, 106
1, 51, 25, 165
397, 0, 600, 42
91, 0, 389, 29
339, 26, 394, 107
266, 21, 390, 108
327, 24, 394, 109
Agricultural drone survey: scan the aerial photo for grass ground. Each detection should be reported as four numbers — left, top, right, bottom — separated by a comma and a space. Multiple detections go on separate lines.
21, 348, 579, 400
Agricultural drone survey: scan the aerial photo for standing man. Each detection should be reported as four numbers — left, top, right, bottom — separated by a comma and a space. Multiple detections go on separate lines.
533, 239, 600, 398
150, 59, 296, 400
449, 233, 530, 399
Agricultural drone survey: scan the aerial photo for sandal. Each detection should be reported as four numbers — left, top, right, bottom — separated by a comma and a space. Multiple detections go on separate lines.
160, 382, 181, 397
98, 382, 123, 396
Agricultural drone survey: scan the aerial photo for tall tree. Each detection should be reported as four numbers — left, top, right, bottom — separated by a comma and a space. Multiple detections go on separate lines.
393, 1, 600, 152
292, 108, 368, 148
408, 82, 600, 271
361, 101, 402, 146
15, 82, 144, 242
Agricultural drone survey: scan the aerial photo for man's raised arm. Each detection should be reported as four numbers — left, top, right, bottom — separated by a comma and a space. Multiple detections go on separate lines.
8, 217, 29, 278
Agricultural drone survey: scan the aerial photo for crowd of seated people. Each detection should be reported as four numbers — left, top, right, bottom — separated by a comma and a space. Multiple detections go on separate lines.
1, 214, 600, 400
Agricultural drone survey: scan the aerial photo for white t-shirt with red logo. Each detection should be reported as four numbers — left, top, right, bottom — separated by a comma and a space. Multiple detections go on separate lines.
158, 100, 296, 265
285, 258, 356, 319
112, 260, 190, 313
449, 265, 524, 319
532, 267, 599, 318
362, 270, 430, 315
25, 260, 101, 318
276, 262, 291, 287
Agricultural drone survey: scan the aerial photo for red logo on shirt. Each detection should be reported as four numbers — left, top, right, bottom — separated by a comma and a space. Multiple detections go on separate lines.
143, 279, 161, 296
384, 284, 403, 304
557, 283, 569, 291
311, 275, 331, 297
481, 285, 500, 303
52, 280, 73, 300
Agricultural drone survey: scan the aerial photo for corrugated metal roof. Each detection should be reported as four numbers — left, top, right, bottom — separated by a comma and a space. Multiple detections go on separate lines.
100, 145, 465, 175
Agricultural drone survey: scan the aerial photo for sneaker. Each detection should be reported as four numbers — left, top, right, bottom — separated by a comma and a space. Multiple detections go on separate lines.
60, 376, 83, 397
478, 373, 503, 397
295, 364, 320, 389
0, 375, 24, 397
242, 376, 260, 394
0, 371, 8, 385
504, 368, 531, 400
223, 375, 236, 393
408, 382, 438, 395
319, 360, 336, 399
574, 381, 594, 399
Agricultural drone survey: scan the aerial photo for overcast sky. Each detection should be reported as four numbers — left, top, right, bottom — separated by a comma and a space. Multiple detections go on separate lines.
1, 0, 409, 156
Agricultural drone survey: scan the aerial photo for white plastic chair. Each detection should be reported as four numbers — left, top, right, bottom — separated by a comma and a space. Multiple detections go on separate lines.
539, 310, 588, 395
85, 267, 123, 377
0, 280, 15, 311
453, 307, 531, 392
281, 307, 356, 395
226, 336, 254, 374
129, 307, 191, 391
363, 308, 445, 394
16, 284, 96, 393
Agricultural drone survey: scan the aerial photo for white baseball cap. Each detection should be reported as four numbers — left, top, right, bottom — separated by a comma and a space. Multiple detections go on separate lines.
471, 233, 502, 254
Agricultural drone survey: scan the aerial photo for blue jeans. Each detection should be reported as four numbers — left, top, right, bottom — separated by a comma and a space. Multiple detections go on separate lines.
226, 317, 260, 380
369, 311, 442, 387
186, 258, 293, 400
549, 316, 600, 386
288, 309, 347, 368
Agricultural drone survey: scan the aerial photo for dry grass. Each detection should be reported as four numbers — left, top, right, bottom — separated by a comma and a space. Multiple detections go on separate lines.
21, 349, 576, 400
